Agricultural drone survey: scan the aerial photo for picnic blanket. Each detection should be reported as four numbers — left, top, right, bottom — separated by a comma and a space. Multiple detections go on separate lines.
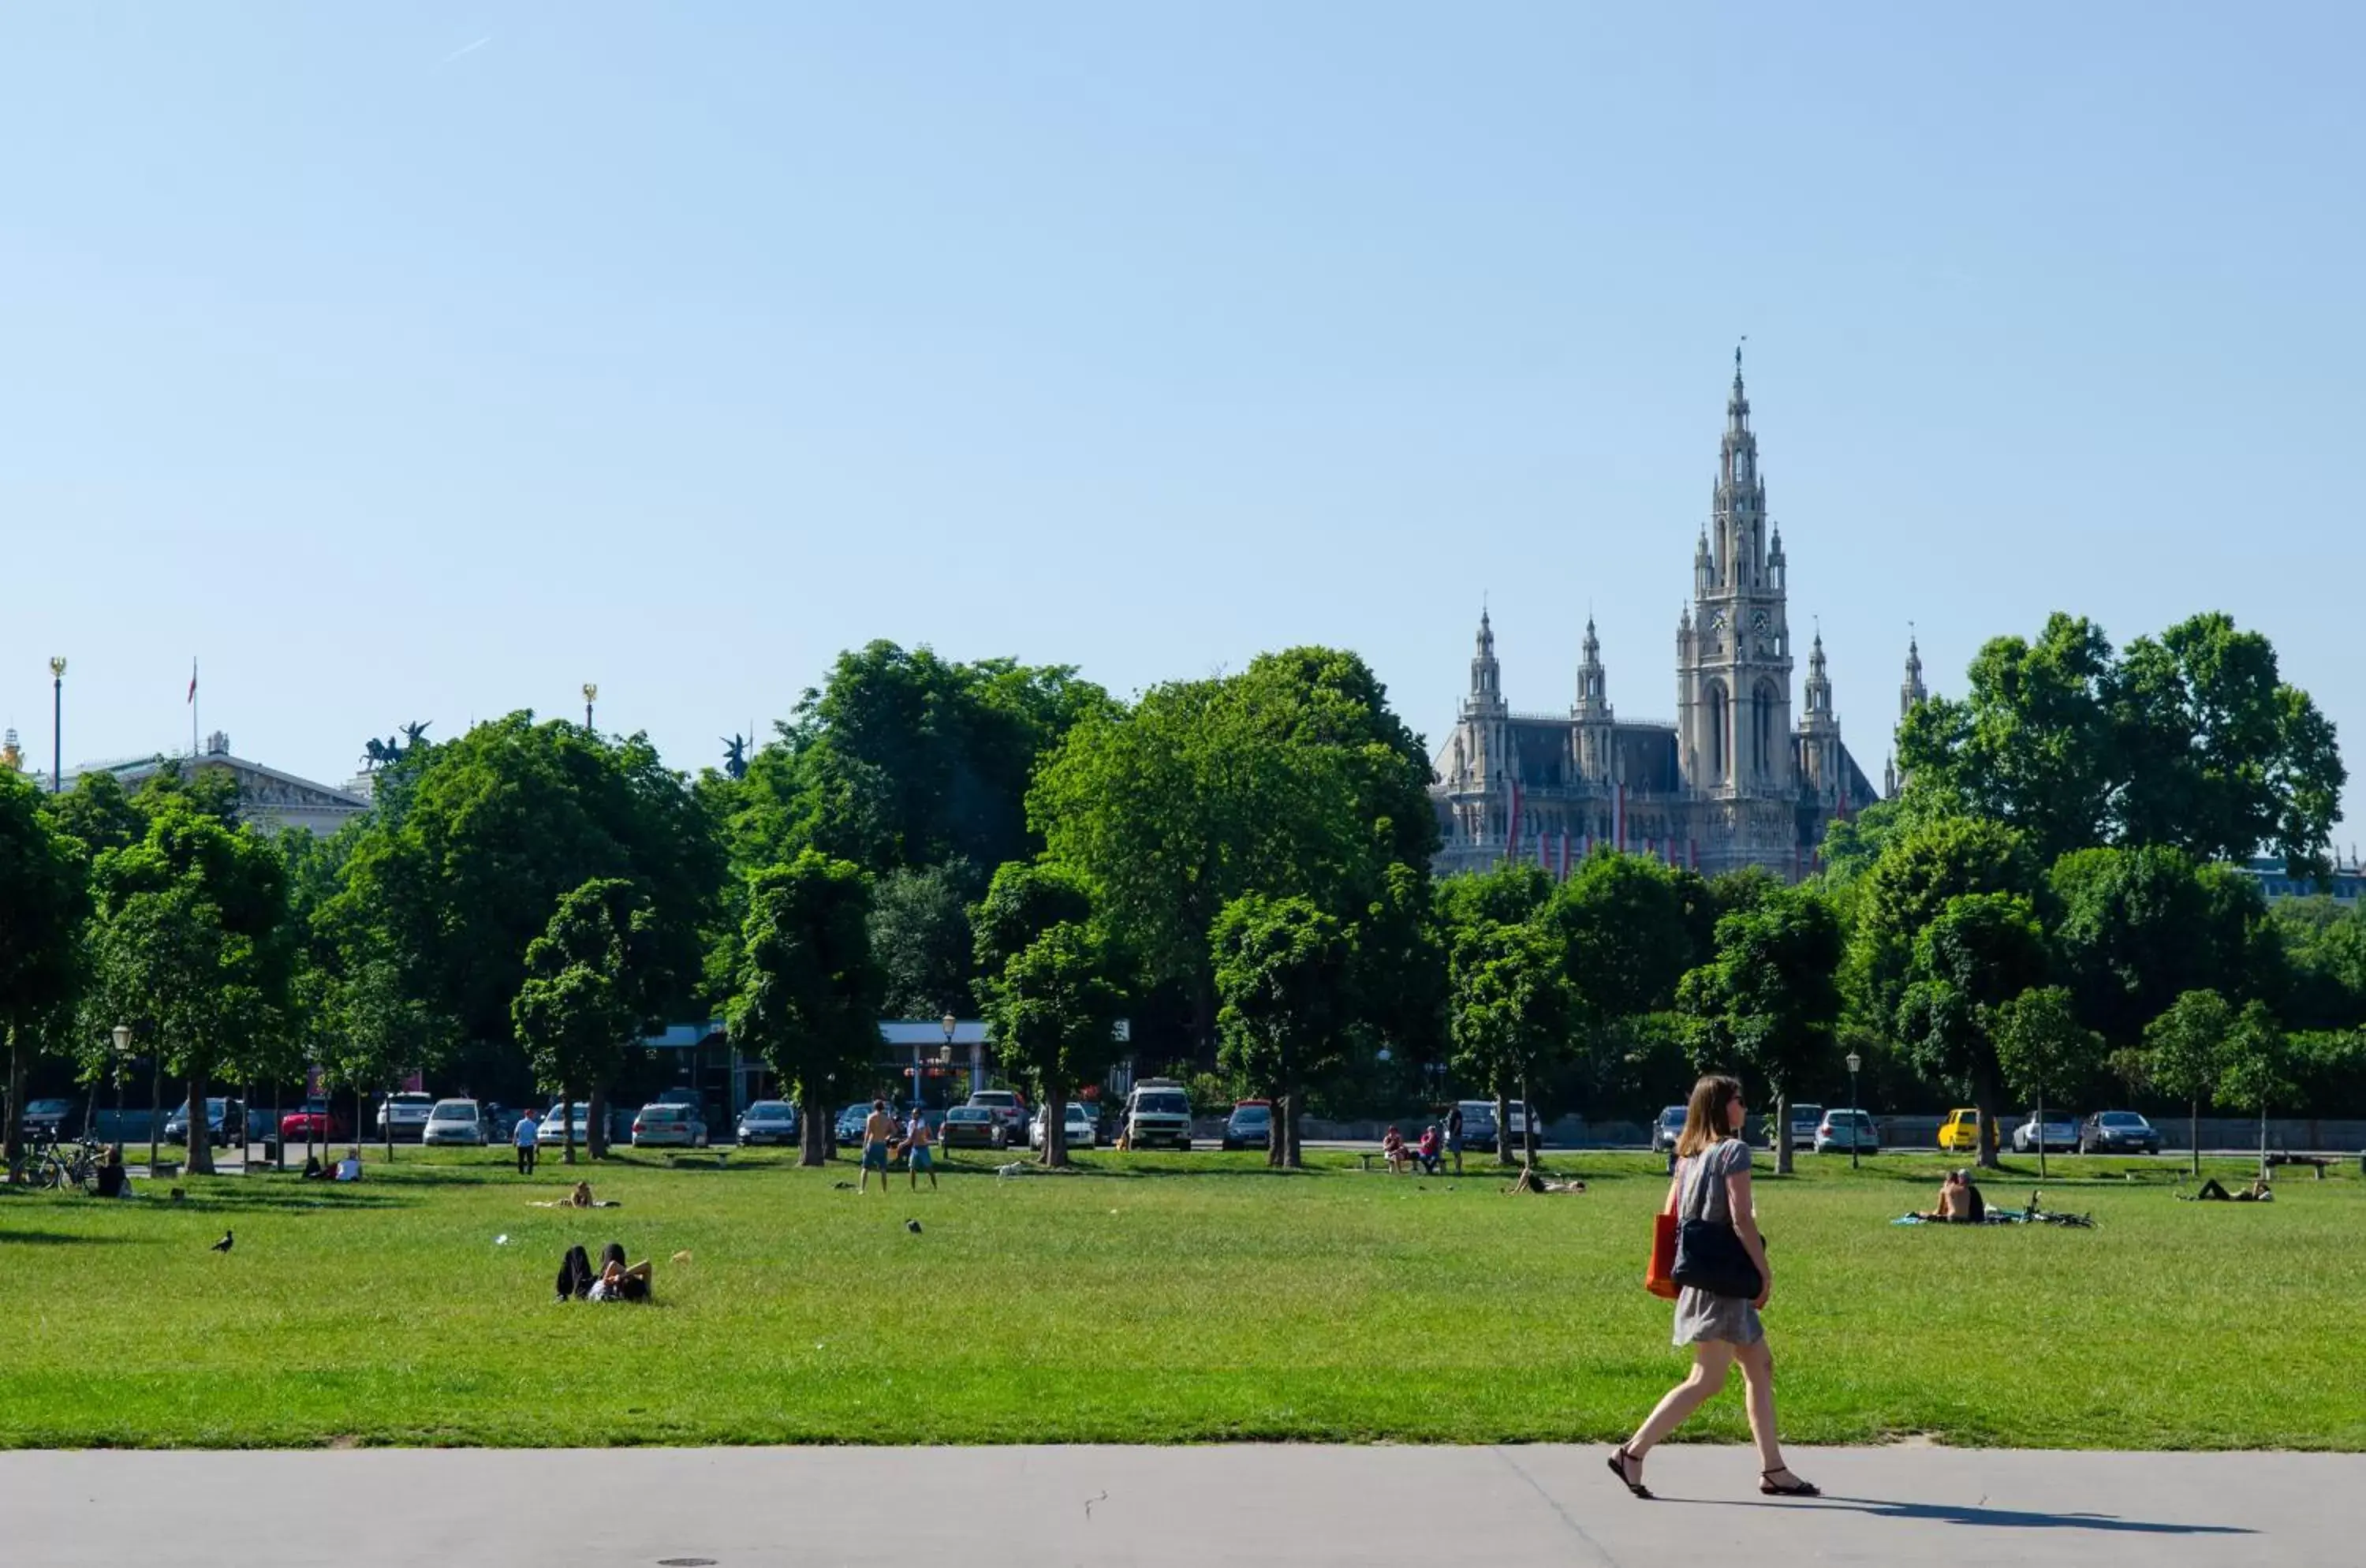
1892, 1208, 2094, 1229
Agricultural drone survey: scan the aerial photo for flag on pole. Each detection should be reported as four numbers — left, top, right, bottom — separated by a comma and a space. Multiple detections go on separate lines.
187, 659, 198, 704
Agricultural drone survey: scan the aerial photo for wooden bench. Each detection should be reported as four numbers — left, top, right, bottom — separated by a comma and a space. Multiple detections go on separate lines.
2265, 1153, 2336, 1180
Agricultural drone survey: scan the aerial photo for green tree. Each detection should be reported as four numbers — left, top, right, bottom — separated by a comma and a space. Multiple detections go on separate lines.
88, 801, 294, 1176
2271, 897, 2366, 1031
2216, 1000, 2293, 1178
2049, 846, 2274, 1048
1849, 816, 2038, 1048
868, 863, 979, 1021
333, 956, 455, 1161
1031, 647, 1435, 1050
510, 879, 662, 1163
1, 774, 89, 1178
1894, 892, 2050, 1169
1677, 886, 1843, 1175
1212, 894, 1353, 1169
2143, 988, 2235, 1178
1992, 985, 2104, 1178
1435, 860, 1557, 932
726, 851, 886, 1166
1544, 852, 1697, 1117
980, 922, 1125, 1167
1448, 920, 1570, 1167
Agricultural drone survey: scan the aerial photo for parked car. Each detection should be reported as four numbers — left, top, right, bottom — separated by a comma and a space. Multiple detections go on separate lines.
422, 1099, 485, 1146
835, 1104, 872, 1145
540, 1101, 594, 1148
480, 1102, 524, 1141
280, 1097, 348, 1143
165, 1097, 245, 1148
1124, 1080, 1193, 1150
20, 1098, 82, 1141
964, 1088, 1030, 1143
1814, 1108, 1879, 1155
939, 1105, 1008, 1150
1455, 1099, 1502, 1153
2011, 1111, 2079, 1154
1937, 1108, 1982, 1155
2079, 1110, 2163, 1155
736, 1100, 798, 1146
1222, 1100, 1274, 1152
631, 1103, 708, 1148
376, 1092, 436, 1141
1767, 1103, 1824, 1152
1030, 1102, 1098, 1150
1651, 1104, 1687, 1153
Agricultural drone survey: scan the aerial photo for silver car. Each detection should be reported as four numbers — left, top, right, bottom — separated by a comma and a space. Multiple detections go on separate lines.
421, 1099, 485, 1146
631, 1103, 707, 1148
1651, 1105, 1688, 1152
2012, 1111, 2079, 1154
735, 1100, 798, 1146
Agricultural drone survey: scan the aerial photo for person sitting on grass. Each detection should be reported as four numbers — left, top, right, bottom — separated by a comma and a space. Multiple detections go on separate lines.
1381, 1126, 1409, 1174
1920, 1168, 1984, 1223
95, 1144, 129, 1200
334, 1149, 364, 1182
1415, 1125, 1443, 1175
588, 1241, 653, 1302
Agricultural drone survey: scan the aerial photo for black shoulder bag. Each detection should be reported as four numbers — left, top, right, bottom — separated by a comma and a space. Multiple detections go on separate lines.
1670, 1144, 1763, 1299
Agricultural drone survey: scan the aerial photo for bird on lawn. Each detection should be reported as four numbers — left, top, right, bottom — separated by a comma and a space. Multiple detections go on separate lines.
209, 1230, 234, 1253
905, 1219, 923, 1234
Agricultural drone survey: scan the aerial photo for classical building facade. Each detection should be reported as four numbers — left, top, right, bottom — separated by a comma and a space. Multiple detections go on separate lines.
55, 731, 372, 838
1433, 356, 1887, 879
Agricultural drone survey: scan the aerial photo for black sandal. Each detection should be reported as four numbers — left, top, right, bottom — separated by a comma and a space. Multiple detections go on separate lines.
1760, 1468, 1819, 1497
1607, 1447, 1651, 1499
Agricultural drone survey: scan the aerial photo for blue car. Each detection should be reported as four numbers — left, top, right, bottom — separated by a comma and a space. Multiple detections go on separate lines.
834, 1104, 871, 1146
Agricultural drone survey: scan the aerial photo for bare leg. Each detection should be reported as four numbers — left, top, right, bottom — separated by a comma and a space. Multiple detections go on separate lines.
1733, 1338, 1801, 1480
1626, 1341, 1735, 1472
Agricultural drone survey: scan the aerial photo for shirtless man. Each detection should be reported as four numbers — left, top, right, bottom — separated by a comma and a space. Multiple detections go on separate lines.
905, 1107, 938, 1192
859, 1099, 897, 1193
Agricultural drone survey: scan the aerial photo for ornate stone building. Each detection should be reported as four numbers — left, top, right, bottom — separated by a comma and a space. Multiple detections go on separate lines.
55, 731, 371, 838
1433, 355, 1886, 879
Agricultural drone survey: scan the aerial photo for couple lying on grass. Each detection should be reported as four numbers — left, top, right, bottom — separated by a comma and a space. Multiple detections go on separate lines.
555, 1242, 652, 1302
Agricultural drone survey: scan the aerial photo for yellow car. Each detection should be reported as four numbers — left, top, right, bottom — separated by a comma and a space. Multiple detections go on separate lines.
1937, 1109, 1981, 1154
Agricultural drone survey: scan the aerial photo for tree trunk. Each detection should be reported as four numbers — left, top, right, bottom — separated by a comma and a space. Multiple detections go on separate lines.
563, 1083, 579, 1165
383, 1081, 395, 1163
1286, 1093, 1303, 1168
2035, 1085, 2048, 1182
3, 1024, 25, 1182
1521, 1074, 1538, 1168
1045, 1085, 1068, 1168
1970, 1067, 2002, 1171
1773, 1089, 1794, 1176
588, 1083, 608, 1160
185, 1070, 215, 1176
798, 1089, 828, 1167
2189, 1099, 2200, 1179
273, 1081, 284, 1170
1494, 1088, 1512, 1166
2258, 1106, 2269, 1182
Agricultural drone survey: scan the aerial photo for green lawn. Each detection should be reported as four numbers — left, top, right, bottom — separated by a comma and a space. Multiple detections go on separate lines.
2, 1144, 2357, 1450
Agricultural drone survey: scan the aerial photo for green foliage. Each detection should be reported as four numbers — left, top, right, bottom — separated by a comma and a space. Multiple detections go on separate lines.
2048, 846, 2271, 1047
2143, 988, 2236, 1169
969, 861, 1095, 989
1447, 920, 1571, 1112
1677, 886, 1844, 1149
868, 863, 977, 1020
1030, 647, 1434, 1043
979, 921, 1125, 1162
1849, 816, 2038, 1036
726, 851, 886, 1161
1435, 860, 1555, 931
2269, 897, 2366, 1032
1212, 894, 1353, 1166
1892, 892, 2049, 1162
0, 772, 90, 1028
726, 643, 1109, 877
511, 879, 662, 1152
1898, 610, 2344, 870
41, 770, 144, 858
2216, 1001, 2293, 1121
1992, 985, 2106, 1111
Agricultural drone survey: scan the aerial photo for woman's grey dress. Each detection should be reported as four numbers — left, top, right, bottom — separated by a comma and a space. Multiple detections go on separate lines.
1671, 1137, 1764, 1348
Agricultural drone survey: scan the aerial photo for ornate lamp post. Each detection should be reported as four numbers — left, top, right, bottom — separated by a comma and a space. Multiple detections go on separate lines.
582, 682, 598, 732
108, 1024, 132, 1131
49, 657, 65, 793
1845, 1048, 1864, 1171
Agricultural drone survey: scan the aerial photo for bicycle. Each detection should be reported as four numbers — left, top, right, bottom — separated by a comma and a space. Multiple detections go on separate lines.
32, 1132, 102, 1194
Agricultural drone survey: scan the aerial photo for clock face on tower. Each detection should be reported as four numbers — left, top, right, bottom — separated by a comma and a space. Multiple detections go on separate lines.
1711, 611, 1728, 631
1752, 610, 1769, 631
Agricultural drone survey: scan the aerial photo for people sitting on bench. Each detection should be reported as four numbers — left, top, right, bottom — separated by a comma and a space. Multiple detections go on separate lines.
1920, 1169, 1986, 1223
1415, 1125, 1443, 1175
1380, 1126, 1409, 1174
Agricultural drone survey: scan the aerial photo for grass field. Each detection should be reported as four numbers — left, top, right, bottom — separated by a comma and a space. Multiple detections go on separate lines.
2, 1144, 2358, 1450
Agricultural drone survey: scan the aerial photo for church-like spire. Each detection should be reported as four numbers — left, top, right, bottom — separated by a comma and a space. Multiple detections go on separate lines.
1574, 614, 1610, 720
1713, 345, 1767, 586
1803, 631, 1832, 719
1466, 607, 1504, 714
1901, 632, 1927, 721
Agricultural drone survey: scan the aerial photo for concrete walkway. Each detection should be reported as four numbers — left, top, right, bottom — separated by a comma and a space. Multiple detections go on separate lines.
1, 1444, 2344, 1566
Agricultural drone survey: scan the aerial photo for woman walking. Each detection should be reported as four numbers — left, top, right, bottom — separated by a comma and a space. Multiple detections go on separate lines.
1610, 1073, 1817, 1499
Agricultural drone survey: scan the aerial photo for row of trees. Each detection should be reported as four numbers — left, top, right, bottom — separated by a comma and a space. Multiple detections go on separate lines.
3, 609, 2358, 1178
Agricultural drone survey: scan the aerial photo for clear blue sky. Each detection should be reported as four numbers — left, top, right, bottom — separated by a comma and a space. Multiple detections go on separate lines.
5, 4, 2362, 842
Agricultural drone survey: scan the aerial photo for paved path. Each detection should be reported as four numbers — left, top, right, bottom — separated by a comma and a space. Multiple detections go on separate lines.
2, 1444, 2345, 1566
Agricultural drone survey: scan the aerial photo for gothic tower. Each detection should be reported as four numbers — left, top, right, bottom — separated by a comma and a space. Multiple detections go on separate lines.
1573, 615, 1613, 782
1886, 633, 1928, 798
1677, 349, 1795, 797
1798, 630, 1840, 798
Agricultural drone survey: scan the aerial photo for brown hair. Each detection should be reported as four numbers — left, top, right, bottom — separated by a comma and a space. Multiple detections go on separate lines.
1675, 1074, 1745, 1159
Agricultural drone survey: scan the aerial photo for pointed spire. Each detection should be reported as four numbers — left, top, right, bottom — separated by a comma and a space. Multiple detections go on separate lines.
1901, 626, 1928, 723
1467, 604, 1503, 713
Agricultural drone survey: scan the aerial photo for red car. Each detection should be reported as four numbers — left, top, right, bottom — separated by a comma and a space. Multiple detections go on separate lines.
280, 1098, 349, 1142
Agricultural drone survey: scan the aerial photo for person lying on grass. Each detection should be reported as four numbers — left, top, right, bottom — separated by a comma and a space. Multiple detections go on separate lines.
530, 1182, 620, 1209
2186, 1176, 2273, 1202
589, 1242, 653, 1301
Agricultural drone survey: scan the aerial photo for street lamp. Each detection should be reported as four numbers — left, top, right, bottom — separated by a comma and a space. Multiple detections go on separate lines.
49, 657, 65, 794
1845, 1048, 1864, 1171
941, 1012, 959, 1114
581, 683, 598, 732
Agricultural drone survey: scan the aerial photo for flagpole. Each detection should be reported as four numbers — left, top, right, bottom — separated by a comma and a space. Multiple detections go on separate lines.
190, 658, 199, 758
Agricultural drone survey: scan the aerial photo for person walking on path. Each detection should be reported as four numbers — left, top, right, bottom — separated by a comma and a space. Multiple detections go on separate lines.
1446, 1105, 1464, 1175
513, 1107, 539, 1176
1610, 1073, 1816, 1501
858, 1099, 897, 1193
905, 1107, 938, 1192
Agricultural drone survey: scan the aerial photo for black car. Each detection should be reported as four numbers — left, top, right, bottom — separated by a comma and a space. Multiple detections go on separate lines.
162, 1097, 246, 1148
2079, 1110, 2163, 1155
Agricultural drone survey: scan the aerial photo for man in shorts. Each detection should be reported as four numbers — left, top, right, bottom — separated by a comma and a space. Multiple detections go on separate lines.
1446, 1104, 1464, 1175
905, 1107, 938, 1192
859, 1099, 897, 1193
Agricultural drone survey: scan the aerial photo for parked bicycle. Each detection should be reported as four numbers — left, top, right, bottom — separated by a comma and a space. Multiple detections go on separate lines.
32, 1131, 102, 1194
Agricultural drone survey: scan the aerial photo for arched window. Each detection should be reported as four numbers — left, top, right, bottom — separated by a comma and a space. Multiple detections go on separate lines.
1753, 679, 1780, 781
1704, 680, 1729, 785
